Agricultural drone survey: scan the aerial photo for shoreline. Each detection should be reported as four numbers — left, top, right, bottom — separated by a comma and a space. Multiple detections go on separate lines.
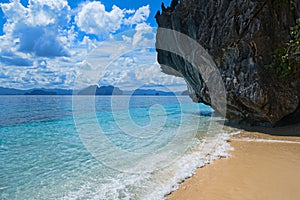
166, 125, 300, 200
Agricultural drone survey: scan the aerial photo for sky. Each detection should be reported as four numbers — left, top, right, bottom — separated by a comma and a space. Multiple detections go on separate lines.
0, 0, 187, 91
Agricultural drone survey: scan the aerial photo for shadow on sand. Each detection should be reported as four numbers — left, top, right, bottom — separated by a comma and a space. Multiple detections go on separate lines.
225, 122, 300, 137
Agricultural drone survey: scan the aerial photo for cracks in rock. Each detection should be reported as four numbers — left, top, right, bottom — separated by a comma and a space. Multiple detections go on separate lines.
239, 1, 268, 39
155, 0, 300, 126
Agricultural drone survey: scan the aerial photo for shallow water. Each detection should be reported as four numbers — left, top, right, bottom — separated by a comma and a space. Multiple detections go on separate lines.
0, 96, 230, 199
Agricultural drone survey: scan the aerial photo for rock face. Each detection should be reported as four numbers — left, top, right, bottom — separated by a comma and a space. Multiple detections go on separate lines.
155, 0, 300, 126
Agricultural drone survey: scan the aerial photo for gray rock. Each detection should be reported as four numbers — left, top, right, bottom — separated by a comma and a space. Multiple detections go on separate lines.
155, 0, 300, 126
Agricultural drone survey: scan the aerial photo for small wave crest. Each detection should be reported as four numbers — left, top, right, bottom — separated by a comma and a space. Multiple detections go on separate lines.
62, 133, 233, 200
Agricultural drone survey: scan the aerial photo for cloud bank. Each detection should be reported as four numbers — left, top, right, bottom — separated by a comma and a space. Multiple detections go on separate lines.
0, 0, 186, 91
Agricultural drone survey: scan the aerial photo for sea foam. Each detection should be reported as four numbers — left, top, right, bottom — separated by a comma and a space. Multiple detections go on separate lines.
141, 133, 233, 200
62, 133, 233, 200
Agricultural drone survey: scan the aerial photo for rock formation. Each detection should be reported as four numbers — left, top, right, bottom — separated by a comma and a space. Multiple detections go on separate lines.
155, 0, 300, 126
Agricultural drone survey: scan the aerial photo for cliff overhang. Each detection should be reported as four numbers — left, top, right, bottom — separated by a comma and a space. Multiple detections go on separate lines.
155, 0, 300, 126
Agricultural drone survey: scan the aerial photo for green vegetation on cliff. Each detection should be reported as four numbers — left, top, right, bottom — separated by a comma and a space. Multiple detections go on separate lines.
270, 18, 300, 77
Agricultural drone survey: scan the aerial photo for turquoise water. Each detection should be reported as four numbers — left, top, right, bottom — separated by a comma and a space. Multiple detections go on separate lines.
0, 96, 230, 199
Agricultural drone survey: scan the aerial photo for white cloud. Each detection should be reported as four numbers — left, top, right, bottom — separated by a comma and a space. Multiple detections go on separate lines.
27, 0, 70, 26
0, 54, 33, 66
0, 1, 186, 90
96, 48, 186, 91
122, 35, 132, 43
125, 9, 136, 14
75, 3, 151, 37
0, 0, 81, 89
0, 0, 71, 57
132, 23, 154, 47
70, 20, 185, 91
124, 5, 150, 25
75, 2, 124, 36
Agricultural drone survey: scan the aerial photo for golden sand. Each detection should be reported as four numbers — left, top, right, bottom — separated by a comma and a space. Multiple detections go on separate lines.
167, 125, 300, 200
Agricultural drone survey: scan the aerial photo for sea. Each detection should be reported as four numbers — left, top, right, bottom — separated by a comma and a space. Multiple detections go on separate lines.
0, 95, 232, 200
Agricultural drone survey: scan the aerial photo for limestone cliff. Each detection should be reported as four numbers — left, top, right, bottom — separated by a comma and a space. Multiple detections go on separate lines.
155, 0, 300, 126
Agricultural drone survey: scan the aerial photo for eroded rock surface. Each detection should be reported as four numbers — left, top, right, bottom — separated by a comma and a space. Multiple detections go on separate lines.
156, 0, 300, 126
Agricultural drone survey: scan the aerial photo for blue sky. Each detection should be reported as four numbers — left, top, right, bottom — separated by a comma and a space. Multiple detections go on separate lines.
0, 0, 164, 35
0, 0, 187, 91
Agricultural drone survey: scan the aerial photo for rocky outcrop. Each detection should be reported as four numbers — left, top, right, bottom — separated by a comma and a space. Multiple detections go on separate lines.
155, 0, 300, 126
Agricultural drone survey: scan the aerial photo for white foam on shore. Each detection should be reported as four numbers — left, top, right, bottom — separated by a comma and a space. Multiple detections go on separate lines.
142, 132, 300, 199
139, 133, 234, 200
230, 131, 241, 136
62, 133, 234, 200
232, 138, 300, 144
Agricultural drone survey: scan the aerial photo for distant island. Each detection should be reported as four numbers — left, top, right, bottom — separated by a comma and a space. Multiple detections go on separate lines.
77, 85, 123, 95
0, 87, 73, 95
131, 89, 175, 96
25, 90, 57, 95
0, 86, 186, 96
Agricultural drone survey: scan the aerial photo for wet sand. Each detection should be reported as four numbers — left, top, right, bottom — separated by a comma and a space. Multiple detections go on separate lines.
167, 127, 300, 200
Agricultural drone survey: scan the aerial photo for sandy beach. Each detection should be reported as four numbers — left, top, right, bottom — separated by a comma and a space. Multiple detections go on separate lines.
167, 125, 300, 200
